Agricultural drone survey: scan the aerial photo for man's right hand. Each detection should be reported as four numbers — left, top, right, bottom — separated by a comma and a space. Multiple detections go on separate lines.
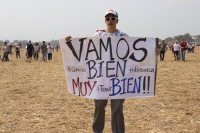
65, 36, 72, 41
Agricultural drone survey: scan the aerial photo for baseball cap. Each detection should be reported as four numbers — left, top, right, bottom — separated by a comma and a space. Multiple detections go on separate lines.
105, 9, 118, 18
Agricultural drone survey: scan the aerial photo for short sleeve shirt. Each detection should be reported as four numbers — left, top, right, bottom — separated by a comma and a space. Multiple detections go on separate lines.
41, 44, 47, 53
27, 44, 34, 53
180, 41, 187, 50
94, 29, 129, 37
173, 43, 180, 51
47, 45, 53, 53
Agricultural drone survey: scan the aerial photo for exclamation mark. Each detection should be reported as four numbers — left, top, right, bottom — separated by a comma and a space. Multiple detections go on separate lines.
143, 76, 146, 94
147, 76, 150, 93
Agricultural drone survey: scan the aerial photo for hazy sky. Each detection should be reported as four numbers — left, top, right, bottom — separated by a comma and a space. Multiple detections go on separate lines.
0, 0, 200, 42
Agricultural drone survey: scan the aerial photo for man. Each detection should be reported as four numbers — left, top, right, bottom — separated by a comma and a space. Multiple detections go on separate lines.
65, 9, 159, 133
55, 44, 59, 52
179, 39, 187, 61
47, 43, 53, 60
40, 41, 47, 61
34, 43, 40, 60
15, 44, 20, 59
159, 40, 167, 61
191, 42, 195, 53
1, 42, 10, 61
27, 40, 34, 63
173, 40, 180, 61
66, 9, 126, 133
9, 44, 13, 55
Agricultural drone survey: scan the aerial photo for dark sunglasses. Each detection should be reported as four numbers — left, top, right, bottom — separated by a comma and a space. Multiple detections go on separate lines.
105, 17, 117, 21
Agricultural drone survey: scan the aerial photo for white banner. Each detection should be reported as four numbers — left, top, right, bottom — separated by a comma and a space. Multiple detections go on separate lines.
59, 37, 158, 99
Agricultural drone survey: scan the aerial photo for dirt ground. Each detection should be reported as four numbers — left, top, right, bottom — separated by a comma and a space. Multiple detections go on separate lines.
0, 47, 200, 133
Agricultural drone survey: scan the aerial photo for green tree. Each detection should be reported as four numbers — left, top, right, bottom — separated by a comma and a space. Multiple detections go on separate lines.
193, 35, 200, 42
12, 40, 19, 43
165, 37, 173, 43
174, 35, 184, 42
0, 40, 3, 45
183, 33, 193, 42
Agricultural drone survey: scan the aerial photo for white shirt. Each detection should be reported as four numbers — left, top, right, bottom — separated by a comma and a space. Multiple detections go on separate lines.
173, 43, 180, 51
47, 45, 53, 53
94, 29, 129, 37
34, 45, 39, 52
192, 43, 195, 47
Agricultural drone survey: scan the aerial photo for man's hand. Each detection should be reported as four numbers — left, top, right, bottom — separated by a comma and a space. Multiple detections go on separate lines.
156, 47, 160, 55
65, 36, 72, 41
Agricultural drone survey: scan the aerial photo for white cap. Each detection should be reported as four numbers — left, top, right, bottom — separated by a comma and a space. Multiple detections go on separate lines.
105, 9, 118, 18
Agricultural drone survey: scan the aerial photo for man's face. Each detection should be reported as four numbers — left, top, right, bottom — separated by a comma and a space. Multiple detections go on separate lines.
105, 14, 118, 28
162, 40, 164, 44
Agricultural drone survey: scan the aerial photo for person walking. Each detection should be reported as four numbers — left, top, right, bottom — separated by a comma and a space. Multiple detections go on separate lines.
173, 40, 180, 61
47, 43, 53, 60
27, 40, 34, 63
34, 43, 40, 60
55, 44, 59, 52
159, 40, 167, 61
0, 46, 2, 60
15, 44, 20, 59
41, 41, 47, 62
180, 39, 187, 61
9, 44, 13, 55
1, 42, 10, 61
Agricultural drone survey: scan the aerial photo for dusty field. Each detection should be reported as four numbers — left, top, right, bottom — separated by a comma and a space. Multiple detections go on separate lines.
0, 47, 200, 133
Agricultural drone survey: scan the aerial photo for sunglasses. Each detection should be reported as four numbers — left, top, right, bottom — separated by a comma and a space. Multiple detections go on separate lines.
105, 17, 117, 21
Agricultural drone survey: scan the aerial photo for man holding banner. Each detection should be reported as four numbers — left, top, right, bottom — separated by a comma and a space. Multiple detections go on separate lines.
65, 9, 127, 133
64, 9, 159, 133
92, 9, 127, 133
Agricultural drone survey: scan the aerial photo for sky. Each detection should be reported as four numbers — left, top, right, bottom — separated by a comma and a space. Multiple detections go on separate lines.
0, 0, 200, 42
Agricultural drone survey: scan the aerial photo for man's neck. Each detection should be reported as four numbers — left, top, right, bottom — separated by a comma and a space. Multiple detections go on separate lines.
106, 28, 117, 33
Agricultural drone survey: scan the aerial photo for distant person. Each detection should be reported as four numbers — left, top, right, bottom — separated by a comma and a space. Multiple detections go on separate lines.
0, 46, 2, 60
170, 43, 174, 54
180, 39, 187, 61
173, 40, 180, 61
1, 42, 10, 61
25, 44, 29, 59
177, 41, 181, 60
191, 43, 195, 53
27, 40, 34, 63
34, 43, 40, 60
187, 43, 191, 53
41, 41, 47, 61
55, 44, 59, 52
47, 43, 53, 60
15, 44, 20, 59
9, 44, 13, 55
159, 40, 167, 61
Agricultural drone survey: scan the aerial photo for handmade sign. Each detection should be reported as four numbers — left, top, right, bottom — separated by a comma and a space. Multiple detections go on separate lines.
59, 37, 158, 99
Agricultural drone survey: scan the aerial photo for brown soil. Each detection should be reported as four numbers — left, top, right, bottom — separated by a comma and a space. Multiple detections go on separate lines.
0, 47, 200, 133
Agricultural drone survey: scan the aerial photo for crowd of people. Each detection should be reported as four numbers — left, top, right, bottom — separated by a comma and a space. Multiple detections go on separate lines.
159, 39, 199, 61
0, 41, 60, 63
